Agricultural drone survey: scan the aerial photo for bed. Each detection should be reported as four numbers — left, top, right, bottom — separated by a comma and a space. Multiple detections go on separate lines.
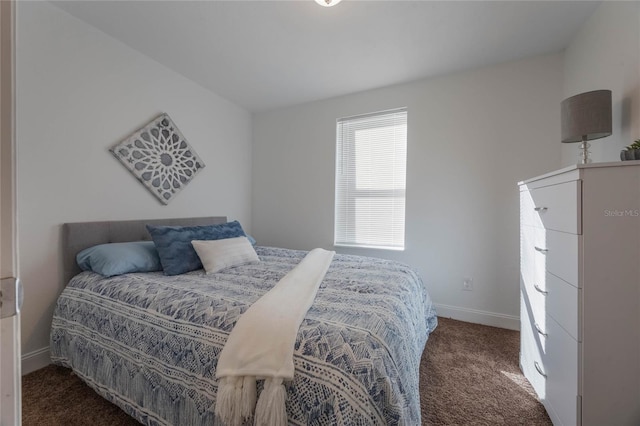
50, 217, 438, 425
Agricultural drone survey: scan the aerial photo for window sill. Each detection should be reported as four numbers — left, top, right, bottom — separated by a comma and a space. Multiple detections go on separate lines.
334, 243, 404, 251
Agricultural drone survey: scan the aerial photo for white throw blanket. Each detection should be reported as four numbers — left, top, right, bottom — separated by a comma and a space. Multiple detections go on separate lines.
214, 248, 335, 426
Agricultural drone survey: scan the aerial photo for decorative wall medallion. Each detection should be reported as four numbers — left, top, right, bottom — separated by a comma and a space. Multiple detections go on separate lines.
110, 113, 205, 205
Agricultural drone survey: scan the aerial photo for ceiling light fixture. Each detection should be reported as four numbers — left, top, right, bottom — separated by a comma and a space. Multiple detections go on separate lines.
314, 0, 343, 7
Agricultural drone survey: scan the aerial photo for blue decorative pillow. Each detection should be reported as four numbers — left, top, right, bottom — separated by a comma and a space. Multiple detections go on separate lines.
76, 241, 162, 277
146, 220, 248, 276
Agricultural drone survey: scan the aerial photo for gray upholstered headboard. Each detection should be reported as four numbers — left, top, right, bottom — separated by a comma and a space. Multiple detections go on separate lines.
62, 216, 227, 286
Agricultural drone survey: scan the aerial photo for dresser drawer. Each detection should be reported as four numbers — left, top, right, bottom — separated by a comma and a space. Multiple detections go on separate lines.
520, 293, 546, 399
523, 181, 581, 234
545, 316, 579, 426
522, 269, 580, 342
524, 227, 579, 288
521, 275, 546, 338
546, 230, 579, 287
521, 225, 546, 299
546, 272, 581, 341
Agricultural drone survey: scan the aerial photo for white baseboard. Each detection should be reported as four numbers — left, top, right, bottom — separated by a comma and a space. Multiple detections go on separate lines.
433, 303, 520, 331
22, 346, 50, 375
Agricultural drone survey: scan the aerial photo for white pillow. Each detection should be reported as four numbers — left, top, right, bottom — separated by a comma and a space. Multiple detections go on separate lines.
191, 236, 260, 274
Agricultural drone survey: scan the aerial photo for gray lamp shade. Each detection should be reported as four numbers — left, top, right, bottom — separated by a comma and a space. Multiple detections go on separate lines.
561, 90, 612, 143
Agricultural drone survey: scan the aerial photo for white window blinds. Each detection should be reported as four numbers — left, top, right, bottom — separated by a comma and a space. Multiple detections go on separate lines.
334, 108, 407, 250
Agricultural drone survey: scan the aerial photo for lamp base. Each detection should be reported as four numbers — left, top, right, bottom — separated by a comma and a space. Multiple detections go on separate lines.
579, 139, 591, 164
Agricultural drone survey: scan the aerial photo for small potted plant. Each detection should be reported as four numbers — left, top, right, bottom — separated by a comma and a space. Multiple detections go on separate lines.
621, 140, 640, 161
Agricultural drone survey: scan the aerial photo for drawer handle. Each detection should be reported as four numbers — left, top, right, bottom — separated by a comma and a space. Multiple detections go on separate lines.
533, 284, 548, 295
534, 206, 548, 212
534, 246, 548, 253
534, 322, 547, 337
534, 361, 547, 378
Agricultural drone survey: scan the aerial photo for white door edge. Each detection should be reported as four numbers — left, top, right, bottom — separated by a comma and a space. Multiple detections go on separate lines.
0, 1, 20, 425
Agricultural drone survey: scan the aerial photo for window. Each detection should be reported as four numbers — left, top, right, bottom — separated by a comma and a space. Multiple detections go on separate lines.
334, 108, 407, 250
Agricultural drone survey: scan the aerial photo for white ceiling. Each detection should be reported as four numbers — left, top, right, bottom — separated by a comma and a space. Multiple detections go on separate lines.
52, 0, 599, 112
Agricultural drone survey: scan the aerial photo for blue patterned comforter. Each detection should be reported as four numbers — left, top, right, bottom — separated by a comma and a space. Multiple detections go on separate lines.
51, 246, 437, 425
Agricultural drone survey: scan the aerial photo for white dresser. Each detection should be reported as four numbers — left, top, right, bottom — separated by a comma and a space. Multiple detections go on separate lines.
519, 162, 640, 426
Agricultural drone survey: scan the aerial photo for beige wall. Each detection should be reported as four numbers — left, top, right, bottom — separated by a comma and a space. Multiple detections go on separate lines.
253, 53, 563, 328
16, 2, 253, 372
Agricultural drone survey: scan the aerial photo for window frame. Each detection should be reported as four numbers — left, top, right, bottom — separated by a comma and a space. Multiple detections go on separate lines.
334, 107, 408, 251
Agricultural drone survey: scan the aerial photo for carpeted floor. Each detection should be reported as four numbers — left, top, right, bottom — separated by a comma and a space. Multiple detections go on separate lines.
420, 318, 551, 425
23, 317, 551, 425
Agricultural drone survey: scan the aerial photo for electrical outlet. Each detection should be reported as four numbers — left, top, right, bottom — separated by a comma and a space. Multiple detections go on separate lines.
463, 277, 473, 291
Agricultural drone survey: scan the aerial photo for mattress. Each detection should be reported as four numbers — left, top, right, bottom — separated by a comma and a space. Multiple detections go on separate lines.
51, 246, 437, 425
